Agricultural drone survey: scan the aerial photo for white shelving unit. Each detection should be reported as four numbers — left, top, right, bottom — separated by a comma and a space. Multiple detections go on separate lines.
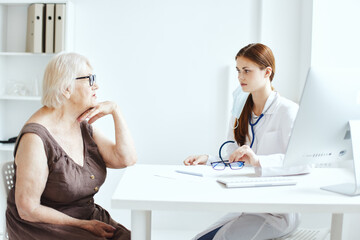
0, 0, 74, 150
0, 2, 74, 236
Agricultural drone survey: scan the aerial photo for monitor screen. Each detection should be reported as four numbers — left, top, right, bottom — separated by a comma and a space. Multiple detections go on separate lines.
283, 67, 360, 167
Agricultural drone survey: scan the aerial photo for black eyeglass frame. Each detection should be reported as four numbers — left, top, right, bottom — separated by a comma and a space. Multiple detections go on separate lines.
211, 140, 245, 170
75, 74, 96, 86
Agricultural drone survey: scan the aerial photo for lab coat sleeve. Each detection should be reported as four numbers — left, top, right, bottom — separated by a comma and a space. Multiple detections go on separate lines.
254, 164, 312, 177
256, 153, 311, 177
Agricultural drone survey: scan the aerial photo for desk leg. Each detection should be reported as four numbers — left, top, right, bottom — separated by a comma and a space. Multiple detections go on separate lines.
131, 210, 151, 240
330, 213, 343, 240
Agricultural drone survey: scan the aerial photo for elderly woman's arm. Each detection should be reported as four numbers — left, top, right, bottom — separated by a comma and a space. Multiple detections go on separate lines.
14, 133, 116, 238
79, 101, 137, 168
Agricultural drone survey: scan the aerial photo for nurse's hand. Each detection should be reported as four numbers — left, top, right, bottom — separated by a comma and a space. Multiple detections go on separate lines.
229, 145, 260, 167
183, 155, 208, 165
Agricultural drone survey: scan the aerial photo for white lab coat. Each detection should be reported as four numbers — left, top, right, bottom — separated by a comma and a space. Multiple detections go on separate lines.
195, 92, 306, 240
208, 91, 310, 176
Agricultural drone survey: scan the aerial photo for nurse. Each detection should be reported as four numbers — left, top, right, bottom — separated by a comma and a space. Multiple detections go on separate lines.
184, 43, 300, 240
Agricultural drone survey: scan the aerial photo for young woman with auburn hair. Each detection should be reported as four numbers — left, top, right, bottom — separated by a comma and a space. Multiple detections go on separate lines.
184, 43, 302, 240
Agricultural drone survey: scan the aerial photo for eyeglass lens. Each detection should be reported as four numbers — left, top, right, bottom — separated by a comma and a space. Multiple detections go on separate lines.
75, 74, 96, 86
90, 75, 96, 86
212, 161, 244, 170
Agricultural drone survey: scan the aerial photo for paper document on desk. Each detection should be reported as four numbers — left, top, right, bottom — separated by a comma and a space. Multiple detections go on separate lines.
175, 165, 255, 178
217, 176, 297, 188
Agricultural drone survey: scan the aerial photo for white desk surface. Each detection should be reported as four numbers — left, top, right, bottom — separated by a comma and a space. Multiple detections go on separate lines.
111, 164, 360, 214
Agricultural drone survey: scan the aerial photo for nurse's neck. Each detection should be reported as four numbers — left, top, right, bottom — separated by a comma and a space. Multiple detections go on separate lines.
251, 83, 272, 116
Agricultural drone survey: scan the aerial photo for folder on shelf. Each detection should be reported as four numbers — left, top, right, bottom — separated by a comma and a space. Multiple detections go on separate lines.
54, 4, 66, 53
45, 4, 55, 53
26, 3, 44, 53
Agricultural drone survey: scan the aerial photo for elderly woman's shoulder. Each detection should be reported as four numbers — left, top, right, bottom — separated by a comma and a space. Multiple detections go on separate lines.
25, 107, 52, 126
19, 131, 44, 144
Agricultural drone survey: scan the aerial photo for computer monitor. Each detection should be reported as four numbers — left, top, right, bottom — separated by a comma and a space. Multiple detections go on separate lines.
283, 67, 360, 196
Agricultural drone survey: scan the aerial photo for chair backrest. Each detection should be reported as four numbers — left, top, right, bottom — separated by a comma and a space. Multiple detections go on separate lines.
2, 161, 15, 196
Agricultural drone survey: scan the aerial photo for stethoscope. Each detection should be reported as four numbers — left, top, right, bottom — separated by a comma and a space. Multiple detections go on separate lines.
249, 113, 264, 148
236, 92, 278, 149
232, 114, 264, 148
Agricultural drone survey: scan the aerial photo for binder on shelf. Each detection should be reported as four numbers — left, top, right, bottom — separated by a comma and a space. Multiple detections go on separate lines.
26, 3, 45, 53
54, 4, 66, 53
45, 4, 55, 53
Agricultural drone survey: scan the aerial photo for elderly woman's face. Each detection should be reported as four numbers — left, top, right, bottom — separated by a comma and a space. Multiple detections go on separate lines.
72, 66, 99, 110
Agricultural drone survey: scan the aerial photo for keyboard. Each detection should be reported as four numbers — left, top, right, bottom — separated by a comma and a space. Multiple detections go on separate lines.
217, 176, 297, 188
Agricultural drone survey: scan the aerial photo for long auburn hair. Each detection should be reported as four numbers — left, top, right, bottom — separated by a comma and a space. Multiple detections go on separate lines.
234, 43, 276, 146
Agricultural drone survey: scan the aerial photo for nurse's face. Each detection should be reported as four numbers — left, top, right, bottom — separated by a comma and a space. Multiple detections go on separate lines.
236, 56, 270, 93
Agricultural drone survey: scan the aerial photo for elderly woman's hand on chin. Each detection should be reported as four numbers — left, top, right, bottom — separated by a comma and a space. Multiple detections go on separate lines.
77, 101, 119, 124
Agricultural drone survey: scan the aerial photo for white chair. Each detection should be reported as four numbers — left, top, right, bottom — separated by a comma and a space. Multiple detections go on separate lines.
3, 161, 14, 196
2, 161, 14, 240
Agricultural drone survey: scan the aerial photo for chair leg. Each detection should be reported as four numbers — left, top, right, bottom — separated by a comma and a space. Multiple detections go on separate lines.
3, 218, 8, 240
330, 213, 343, 240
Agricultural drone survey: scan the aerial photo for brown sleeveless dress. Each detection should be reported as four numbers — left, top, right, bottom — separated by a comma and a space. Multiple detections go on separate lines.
6, 122, 130, 240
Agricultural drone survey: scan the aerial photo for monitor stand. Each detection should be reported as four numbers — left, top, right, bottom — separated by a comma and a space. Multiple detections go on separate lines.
321, 120, 360, 196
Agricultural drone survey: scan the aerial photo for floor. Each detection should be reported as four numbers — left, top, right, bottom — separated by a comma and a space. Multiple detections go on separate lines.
151, 228, 332, 240
0, 227, 334, 240
152, 230, 198, 240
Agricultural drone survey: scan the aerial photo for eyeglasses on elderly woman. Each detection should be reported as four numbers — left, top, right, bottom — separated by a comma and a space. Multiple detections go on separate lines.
75, 74, 96, 86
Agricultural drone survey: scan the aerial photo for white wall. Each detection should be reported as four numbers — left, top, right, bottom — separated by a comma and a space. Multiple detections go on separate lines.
312, 0, 360, 68
73, 0, 257, 166
68, 0, 360, 238
261, 0, 302, 102
69, 0, 315, 234
72, 0, 260, 231
71, 0, 308, 168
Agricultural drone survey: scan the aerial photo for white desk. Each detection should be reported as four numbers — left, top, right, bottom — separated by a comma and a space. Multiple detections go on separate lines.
111, 164, 360, 240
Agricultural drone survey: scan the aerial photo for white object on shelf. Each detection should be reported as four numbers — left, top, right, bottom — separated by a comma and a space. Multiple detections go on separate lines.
0, 95, 41, 101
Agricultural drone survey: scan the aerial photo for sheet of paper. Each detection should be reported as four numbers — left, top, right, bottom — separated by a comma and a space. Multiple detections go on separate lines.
175, 165, 255, 177
153, 165, 256, 183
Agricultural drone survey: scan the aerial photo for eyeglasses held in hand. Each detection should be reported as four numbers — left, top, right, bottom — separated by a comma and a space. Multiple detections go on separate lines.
76, 74, 96, 86
211, 140, 245, 170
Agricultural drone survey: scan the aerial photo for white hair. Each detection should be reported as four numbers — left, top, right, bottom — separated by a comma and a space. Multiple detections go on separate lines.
41, 52, 92, 108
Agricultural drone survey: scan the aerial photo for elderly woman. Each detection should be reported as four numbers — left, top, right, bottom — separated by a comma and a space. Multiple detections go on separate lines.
6, 52, 136, 240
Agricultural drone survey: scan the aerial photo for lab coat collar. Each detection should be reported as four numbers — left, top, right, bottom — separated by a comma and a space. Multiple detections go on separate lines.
261, 91, 279, 115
